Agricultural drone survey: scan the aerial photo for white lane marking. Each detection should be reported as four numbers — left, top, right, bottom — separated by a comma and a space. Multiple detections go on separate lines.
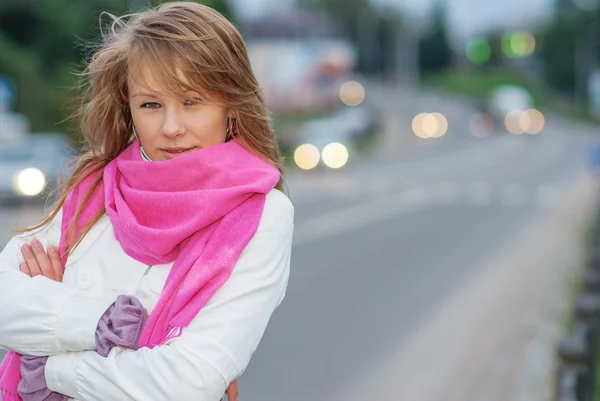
501, 184, 527, 207
465, 182, 493, 205
370, 176, 392, 195
536, 184, 565, 209
402, 186, 428, 205
293, 186, 437, 246
435, 182, 461, 203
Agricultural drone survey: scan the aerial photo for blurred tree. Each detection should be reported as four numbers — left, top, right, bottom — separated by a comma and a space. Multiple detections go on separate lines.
375, 11, 404, 77
0, 0, 235, 134
418, 0, 452, 74
538, 18, 577, 96
537, 5, 600, 102
0, 0, 128, 133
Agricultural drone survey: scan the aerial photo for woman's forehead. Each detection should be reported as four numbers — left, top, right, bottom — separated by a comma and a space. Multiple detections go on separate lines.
127, 57, 198, 96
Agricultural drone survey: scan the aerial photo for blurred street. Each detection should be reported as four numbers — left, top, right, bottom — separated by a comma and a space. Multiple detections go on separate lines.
239, 86, 598, 400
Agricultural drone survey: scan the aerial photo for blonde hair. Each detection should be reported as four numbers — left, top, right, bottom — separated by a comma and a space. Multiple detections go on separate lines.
29, 1, 285, 253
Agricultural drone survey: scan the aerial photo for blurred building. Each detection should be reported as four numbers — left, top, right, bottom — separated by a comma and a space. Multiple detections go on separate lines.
241, 11, 358, 113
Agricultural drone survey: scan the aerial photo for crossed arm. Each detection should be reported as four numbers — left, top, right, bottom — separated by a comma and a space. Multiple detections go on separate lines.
0, 200, 293, 400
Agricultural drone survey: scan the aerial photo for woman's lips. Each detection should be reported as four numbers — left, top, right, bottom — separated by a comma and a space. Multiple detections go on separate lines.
161, 147, 197, 160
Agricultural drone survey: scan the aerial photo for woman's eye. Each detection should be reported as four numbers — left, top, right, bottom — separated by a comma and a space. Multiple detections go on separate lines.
140, 102, 160, 109
184, 97, 202, 106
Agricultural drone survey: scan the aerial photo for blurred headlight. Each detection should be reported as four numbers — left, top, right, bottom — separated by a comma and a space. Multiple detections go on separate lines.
523, 109, 544, 134
339, 81, 365, 106
505, 110, 524, 134
412, 112, 447, 139
294, 144, 320, 170
13, 168, 46, 196
430, 113, 448, 138
322, 142, 349, 169
470, 113, 494, 137
504, 109, 544, 134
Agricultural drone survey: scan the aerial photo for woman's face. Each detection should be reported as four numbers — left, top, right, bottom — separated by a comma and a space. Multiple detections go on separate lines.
127, 62, 229, 161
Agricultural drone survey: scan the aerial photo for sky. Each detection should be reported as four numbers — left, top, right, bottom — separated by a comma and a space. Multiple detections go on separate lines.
231, 0, 556, 40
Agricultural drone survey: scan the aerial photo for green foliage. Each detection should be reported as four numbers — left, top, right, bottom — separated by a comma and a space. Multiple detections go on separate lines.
0, 0, 234, 135
0, 0, 128, 133
538, 16, 578, 96
537, 6, 600, 101
418, 0, 452, 73
422, 68, 550, 106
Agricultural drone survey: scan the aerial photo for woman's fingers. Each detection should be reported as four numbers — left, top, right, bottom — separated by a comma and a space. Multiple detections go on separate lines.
30, 239, 56, 280
19, 261, 31, 277
21, 243, 42, 278
225, 380, 238, 401
20, 240, 61, 281
48, 245, 63, 282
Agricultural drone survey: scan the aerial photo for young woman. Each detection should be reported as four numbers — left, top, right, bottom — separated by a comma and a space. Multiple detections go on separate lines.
0, 2, 293, 400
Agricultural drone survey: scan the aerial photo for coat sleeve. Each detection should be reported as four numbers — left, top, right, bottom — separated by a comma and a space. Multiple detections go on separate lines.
0, 209, 115, 356
44, 192, 294, 401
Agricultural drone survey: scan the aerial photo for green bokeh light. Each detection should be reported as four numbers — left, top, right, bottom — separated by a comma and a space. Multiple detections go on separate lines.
501, 35, 517, 58
466, 38, 491, 65
501, 32, 535, 58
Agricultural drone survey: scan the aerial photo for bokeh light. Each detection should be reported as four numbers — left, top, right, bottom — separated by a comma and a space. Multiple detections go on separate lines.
431, 113, 448, 138
503, 109, 544, 134
470, 113, 495, 138
421, 113, 439, 138
13, 168, 46, 196
466, 38, 492, 64
322, 142, 349, 169
505, 109, 524, 134
523, 109, 545, 134
339, 81, 366, 106
412, 113, 429, 139
518, 110, 531, 133
412, 112, 448, 139
294, 144, 320, 170
502, 32, 536, 58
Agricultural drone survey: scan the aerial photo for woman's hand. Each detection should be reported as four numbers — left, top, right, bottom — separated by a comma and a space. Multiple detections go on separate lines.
19, 239, 63, 282
19, 240, 238, 400
224, 380, 238, 401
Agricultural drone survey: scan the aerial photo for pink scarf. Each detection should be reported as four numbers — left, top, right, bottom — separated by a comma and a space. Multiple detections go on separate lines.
0, 138, 280, 400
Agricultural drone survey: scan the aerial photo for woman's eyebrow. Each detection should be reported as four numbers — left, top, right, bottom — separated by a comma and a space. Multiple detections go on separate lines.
132, 93, 158, 98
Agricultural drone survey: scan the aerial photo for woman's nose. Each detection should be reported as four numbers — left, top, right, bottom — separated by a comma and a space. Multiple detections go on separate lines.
161, 110, 186, 138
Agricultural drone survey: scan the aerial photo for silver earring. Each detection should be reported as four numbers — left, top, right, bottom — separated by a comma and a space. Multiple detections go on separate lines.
226, 117, 237, 141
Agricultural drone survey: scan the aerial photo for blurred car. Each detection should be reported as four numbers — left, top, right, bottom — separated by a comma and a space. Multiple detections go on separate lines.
488, 86, 534, 120
0, 133, 74, 204
293, 117, 353, 171
486, 86, 533, 130
291, 100, 379, 171
331, 104, 378, 139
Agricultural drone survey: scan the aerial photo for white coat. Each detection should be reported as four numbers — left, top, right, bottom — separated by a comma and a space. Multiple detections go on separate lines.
0, 189, 293, 401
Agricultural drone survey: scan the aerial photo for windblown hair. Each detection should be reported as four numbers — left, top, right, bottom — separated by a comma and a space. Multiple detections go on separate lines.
28, 1, 285, 254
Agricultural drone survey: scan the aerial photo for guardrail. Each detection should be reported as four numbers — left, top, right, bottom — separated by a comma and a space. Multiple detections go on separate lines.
556, 218, 600, 400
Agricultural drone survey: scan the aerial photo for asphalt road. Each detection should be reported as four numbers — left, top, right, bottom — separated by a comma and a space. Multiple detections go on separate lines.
241, 115, 595, 401
0, 112, 595, 401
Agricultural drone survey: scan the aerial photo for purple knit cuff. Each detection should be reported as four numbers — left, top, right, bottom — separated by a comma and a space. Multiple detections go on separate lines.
18, 356, 68, 401
95, 295, 148, 357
